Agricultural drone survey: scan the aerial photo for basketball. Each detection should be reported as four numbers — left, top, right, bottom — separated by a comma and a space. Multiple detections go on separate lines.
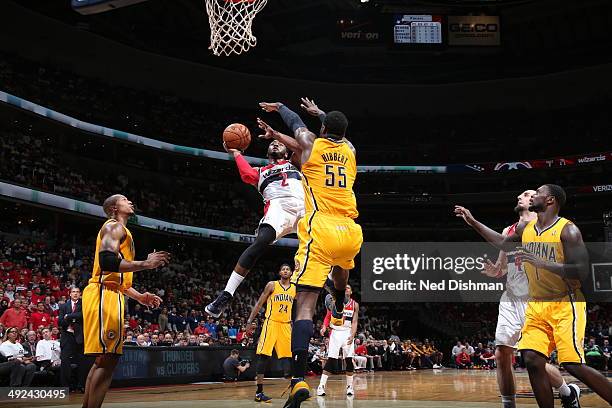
223, 123, 251, 151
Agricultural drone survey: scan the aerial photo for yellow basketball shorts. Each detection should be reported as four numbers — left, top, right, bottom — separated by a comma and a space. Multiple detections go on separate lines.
83, 283, 126, 355
292, 212, 363, 289
517, 294, 586, 364
256, 319, 292, 358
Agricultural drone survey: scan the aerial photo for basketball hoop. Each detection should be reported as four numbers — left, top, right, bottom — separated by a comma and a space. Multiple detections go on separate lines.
205, 0, 268, 56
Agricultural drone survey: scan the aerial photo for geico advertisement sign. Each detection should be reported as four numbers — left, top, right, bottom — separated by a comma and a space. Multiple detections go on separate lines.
448, 16, 500, 45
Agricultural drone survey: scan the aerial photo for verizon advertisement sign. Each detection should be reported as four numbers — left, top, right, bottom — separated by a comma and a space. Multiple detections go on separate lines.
336, 18, 382, 43
448, 16, 500, 46
593, 185, 612, 192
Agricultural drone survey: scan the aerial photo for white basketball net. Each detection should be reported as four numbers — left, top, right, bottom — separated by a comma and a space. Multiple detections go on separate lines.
205, 0, 268, 56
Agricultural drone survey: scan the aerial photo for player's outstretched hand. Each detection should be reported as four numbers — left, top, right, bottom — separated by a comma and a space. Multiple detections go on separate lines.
300, 97, 323, 116
320, 327, 326, 337
516, 248, 546, 268
346, 335, 354, 346
144, 251, 171, 269
454, 206, 477, 227
259, 102, 281, 112
223, 141, 241, 154
257, 118, 275, 140
481, 259, 501, 278
139, 292, 162, 308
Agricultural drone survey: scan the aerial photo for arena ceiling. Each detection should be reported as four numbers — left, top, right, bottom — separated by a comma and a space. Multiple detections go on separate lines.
11, 0, 612, 83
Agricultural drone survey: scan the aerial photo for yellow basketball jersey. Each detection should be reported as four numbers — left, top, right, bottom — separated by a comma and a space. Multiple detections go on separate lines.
89, 219, 134, 292
302, 138, 358, 218
521, 217, 581, 299
265, 281, 296, 323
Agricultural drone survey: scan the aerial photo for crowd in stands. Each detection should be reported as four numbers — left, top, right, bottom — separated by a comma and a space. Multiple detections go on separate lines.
1, 52, 610, 241
0, 228, 400, 385
0, 126, 262, 233
306, 337, 445, 375
2, 121, 609, 243
0, 52, 259, 154
450, 340, 499, 370
1, 52, 611, 165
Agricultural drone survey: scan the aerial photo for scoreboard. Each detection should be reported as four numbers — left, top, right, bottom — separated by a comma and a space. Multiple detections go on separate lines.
393, 15, 443, 45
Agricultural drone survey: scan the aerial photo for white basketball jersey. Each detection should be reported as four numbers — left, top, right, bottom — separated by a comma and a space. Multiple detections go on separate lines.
330, 299, 355, 332
504, 222, 529, 299
257, 160, 304, 202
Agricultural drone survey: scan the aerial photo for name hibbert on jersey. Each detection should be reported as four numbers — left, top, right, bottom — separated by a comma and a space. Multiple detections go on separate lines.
372, 279, 504, 292
320, 152, 349, 165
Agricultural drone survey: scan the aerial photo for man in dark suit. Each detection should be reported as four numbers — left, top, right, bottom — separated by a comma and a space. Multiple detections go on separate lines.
22, 331, 39, 362
59, 287, 84, 391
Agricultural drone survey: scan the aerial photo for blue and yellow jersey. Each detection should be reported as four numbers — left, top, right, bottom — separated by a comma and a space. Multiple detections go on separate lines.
89, 219, 134, 292
521, 217, 581, 299
264, 281, 296, 323
302, 138, 358, 219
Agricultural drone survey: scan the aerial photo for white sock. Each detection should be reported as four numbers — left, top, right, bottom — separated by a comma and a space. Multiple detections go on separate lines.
346, 375, 353, 387
501, 395, 516, 408
224, 271, 244, 296
558, 380, 571, 397
319, 374, 328, 387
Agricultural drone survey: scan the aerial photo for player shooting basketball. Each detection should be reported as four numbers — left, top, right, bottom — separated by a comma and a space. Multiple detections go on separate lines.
205, 132, 305, 318
258, 98, 363, 408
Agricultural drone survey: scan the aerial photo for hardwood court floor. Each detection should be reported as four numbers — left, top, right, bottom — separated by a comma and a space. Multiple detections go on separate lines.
21, 369, 609, 408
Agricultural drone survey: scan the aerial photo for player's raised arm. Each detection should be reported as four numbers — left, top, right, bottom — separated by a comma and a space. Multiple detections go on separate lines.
259, 101, 316, 162
300, 97, 356, 157
257, 118, 302, 167
98, 222, 170, 274
300, 97, 326, 123
224, 142, 259, 185
247, 281, 275, 324
518, 223, 589, 281
454, 206, 524, 252
257, 118, 302, 153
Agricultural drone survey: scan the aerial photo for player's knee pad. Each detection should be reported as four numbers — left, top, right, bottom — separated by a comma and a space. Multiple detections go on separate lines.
291, 320, 313, 352
345, 357, 354, 373
324, 358, 338, 373
237, 225, 276, 269
256, 354, 271, 374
